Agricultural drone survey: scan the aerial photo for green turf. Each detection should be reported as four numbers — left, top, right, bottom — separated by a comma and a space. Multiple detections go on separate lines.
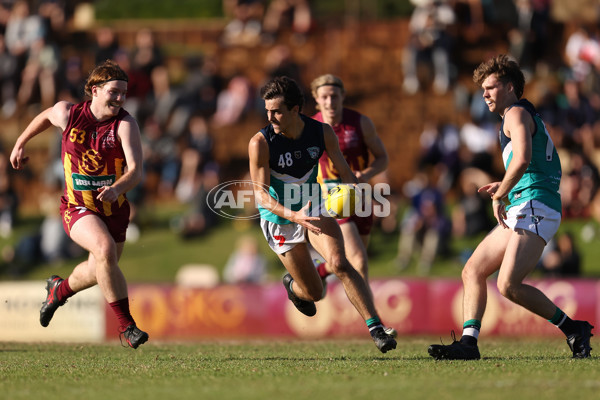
0, 338, 598, 400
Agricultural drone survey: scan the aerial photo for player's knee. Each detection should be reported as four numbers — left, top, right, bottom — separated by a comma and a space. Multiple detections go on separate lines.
296, 280, 323, 301
328, 256, 353, 278
497, 279, 517, 301
461, 261, 477, 283
91, 239, 118, 265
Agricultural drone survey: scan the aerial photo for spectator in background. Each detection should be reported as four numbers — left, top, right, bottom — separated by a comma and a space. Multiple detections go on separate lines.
211, 74, 254, 128
56, 55, 86, 103
0, 145, 17, 239
93, 26, 119, 65
4, 1, 43, 73
139, 115, 179, 199
554, 76, 596, 152
402, 0, 455, 95
4, 0, 58, 110
539, 231, 581, 277
0, 33, 18, 117
560, 150, 599, 219
176, 54, 221, 122
175, 113, 214, 203
130, 28, 164, 79
16, 33, 60, 109
451, 167, 494, 238
417, 120, 460, 192
507, 0, 552, 73
264, 44, 302, 83
113, 48, 152, 121
397, 168, 451, 275
222, 0, 265, 46
223, 235, 267, 284
458, 112, 498, 176
147, 65, 179, 129
172, 162, 220, 239
262, 0, 312, 45
564, 24, 600, 83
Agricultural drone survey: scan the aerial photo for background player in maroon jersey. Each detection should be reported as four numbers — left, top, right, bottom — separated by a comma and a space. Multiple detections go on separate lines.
10, 60, 148, 349
310, 74, 396, 337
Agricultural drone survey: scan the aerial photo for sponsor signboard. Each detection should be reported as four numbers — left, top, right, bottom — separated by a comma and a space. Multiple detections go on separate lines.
0, 282, 104, 342
106, 278, 598, 339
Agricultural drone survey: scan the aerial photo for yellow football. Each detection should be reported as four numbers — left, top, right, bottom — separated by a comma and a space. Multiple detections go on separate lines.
326, 184, 359, 218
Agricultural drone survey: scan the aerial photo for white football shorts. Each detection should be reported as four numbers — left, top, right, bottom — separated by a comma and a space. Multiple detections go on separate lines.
505, 199, 561, 244
260, 219, 306, 254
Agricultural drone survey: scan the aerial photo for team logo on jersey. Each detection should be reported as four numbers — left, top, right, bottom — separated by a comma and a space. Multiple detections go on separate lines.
294, 151, 302, 159
531, 215, 544, 225
343, 129, 358, 145
307, 146, 320, 159
80, 149, 103, 173
101, 130, 116, 149
516, 214, 527, 220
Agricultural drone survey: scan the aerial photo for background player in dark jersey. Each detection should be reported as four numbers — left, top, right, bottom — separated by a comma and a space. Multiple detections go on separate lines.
10, 60, 148, 349
309, 74, 396, 337
249, 76, 396, 353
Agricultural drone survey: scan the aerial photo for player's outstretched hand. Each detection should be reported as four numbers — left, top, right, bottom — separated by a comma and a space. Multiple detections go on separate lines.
292, 201, 321, 234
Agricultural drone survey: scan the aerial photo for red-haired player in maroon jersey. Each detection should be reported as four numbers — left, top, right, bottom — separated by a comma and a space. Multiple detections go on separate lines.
10, 59, 148, 349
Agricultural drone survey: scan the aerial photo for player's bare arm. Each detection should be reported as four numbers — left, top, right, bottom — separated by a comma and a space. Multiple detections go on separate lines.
323, 124, 358, 185
10, 101, 72, 170
98, 115, 143, 203
357, 115, 388, 182
248, 132, 321, 233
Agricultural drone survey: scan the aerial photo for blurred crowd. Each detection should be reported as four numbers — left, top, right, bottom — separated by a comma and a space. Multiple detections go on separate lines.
0, 0, 599, 279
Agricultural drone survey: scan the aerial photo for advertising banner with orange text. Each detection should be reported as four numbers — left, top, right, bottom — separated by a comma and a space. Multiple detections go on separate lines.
105, 278, 598, 339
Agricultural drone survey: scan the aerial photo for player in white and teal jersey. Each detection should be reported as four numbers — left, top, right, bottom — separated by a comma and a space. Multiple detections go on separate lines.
500, 98, 561, 215
249, 76, 396, 353
429, 55, 593, 361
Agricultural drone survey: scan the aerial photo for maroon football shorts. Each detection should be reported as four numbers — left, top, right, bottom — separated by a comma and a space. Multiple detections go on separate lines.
60, 198, 130, 243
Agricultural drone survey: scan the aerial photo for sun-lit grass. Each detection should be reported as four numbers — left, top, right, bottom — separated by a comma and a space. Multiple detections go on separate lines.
0, 338, 598, 400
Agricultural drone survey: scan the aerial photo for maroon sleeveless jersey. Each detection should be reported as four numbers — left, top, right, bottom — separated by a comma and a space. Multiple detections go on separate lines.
61, 100, 129, 216
313, 108, 369, 183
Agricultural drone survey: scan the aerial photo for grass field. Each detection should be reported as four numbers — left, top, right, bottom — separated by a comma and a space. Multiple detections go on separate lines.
0, 338, 598, 400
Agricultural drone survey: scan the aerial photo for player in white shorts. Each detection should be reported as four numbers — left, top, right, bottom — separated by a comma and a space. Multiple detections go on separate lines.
429, 55, 593, 360
249, 76, 396, 353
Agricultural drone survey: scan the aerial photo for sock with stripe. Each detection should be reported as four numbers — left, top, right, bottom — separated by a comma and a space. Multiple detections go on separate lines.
548, 307, 578, 336
366, 317, 384, 337
460, 319, 481, 346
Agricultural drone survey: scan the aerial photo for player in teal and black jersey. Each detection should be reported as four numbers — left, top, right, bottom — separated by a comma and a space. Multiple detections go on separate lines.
249, 76, 396, 353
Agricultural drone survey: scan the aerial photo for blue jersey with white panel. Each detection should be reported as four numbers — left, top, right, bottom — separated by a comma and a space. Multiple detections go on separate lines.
258, 114, 325, 224
500, 99, 562, 213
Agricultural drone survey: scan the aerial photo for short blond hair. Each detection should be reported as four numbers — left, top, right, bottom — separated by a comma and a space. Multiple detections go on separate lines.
310, 74, 345, 99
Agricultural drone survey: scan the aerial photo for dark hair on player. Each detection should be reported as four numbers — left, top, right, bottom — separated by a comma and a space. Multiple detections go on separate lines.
260, 76, 304, 112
